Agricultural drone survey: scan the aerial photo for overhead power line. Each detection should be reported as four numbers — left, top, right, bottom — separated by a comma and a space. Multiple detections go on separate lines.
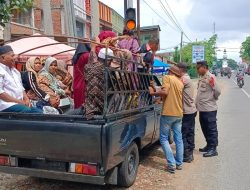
158, 0, 181, 31
158, 0, 192, 42
142, 0, 179, 32
164, 0, 182, 31
216, 47, 241, 49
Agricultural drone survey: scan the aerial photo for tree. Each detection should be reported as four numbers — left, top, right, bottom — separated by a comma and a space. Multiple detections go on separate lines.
181, 34, 217, 67
178, 35, 218, 78
240, 36, 250, 61
0, 0, 33, 27
173, 46, 180, 63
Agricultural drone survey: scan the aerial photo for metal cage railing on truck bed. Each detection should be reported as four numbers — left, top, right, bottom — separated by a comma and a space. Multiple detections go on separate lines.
102, 52, 160, 119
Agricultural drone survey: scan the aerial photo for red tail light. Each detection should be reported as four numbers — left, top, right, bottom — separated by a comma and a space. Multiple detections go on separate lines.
82, 164, 97, 175
69, 163, 97, 175
0, 156, 10, 166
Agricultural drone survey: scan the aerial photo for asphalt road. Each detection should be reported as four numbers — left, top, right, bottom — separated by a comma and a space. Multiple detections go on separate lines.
216, 74, 250, 190
1, 75, 250, 190
170, 74, 250, 190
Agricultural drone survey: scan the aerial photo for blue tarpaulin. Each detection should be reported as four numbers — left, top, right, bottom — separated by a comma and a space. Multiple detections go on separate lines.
153, 59, 170, 67
153, 59, 170, 74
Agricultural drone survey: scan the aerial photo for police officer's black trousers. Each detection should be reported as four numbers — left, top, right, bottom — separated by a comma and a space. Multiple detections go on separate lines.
182, 112, 197, 157
199, 111, 218, 149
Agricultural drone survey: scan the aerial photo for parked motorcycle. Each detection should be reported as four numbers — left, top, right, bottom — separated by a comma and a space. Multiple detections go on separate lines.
237, 75, 244, 88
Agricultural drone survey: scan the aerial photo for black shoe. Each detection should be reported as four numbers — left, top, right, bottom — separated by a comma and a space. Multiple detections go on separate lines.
203, 149, 218, 157
183, 154, 194, 163
176, 164, 182, 170
199, 146, 209, 152
166, 165, 175, 174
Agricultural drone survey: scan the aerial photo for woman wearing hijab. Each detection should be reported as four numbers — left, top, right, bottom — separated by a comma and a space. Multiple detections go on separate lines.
55, 60, 72, 97
84, 37, 116, 119
22, 57, 52, 108
38, 57, 66, 108
72, 31, 119, 109
118, 29, 140, 71
72, 43, 91, 109
98, 30, 133, 71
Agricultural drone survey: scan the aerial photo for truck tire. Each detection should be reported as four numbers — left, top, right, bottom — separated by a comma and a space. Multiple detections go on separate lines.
118, 142, 139, 187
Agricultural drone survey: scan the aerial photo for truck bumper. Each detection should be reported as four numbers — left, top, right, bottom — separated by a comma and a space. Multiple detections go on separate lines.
0, 166, 105, 185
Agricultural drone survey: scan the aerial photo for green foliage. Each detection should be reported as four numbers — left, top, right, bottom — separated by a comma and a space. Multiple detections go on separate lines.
180, 34, 217, 68
240, 36, 250, 61
173, 46, 180, 63
174, 35, 217, 78
0, 0, 33, 27
187, 64, 198, 78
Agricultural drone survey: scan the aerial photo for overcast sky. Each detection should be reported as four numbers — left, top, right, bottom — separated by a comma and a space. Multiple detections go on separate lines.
100, 0, 250, 61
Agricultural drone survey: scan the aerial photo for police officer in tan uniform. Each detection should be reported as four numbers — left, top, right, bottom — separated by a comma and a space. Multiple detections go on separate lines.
196, 61, 221, 157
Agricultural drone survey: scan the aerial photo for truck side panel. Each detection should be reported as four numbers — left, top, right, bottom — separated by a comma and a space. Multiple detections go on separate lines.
0, 118, 103, 164
102, 110, 157, 171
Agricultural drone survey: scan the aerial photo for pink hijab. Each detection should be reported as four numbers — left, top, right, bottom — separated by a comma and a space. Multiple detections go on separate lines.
96, 31, 116, 54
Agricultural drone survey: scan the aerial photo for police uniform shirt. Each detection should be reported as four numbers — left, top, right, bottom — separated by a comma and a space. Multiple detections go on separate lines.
196, 71, 221, 112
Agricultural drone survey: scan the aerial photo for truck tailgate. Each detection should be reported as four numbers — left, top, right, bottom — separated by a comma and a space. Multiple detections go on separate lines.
0, 115, 103, 164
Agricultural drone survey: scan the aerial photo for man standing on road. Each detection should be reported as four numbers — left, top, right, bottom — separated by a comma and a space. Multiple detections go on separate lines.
196, 61, 221, 157
177, 63, 197, 163
149, 65, 184, 174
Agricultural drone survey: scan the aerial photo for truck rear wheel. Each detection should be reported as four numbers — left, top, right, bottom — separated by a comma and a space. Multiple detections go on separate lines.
118, 142, 139, 187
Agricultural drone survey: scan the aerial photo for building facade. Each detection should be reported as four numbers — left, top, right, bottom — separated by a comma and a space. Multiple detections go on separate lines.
85, 0, 91, 38
99, 1, 112, 31
111, 9, 124, 35
140, 25, 161, 48
10, 0, 48, 39
73, 0, 87, 38
5, 0, 123, 41
8, 0, 70, 41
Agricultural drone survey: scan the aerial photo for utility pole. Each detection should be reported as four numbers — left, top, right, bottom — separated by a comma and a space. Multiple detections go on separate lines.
3, 0, 10, 41
137, 0, 140, 45
90, 0, 100, 37
124, 0, 127, 17
128, 0, 133, 8
180, 31, 183, 62
213, 22, 216, 34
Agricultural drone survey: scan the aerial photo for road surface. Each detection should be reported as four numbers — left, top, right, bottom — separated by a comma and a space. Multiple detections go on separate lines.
170, 75, 250, 190
1, 75, 250, 190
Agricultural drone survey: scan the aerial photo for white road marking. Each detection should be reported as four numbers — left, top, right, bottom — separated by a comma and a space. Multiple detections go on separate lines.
232, 78, 250, 99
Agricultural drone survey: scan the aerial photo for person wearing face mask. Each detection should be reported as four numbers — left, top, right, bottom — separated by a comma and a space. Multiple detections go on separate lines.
0, 45, 42, 113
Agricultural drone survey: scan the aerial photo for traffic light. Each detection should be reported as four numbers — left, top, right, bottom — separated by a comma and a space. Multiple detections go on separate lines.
125, 8, 136, 30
